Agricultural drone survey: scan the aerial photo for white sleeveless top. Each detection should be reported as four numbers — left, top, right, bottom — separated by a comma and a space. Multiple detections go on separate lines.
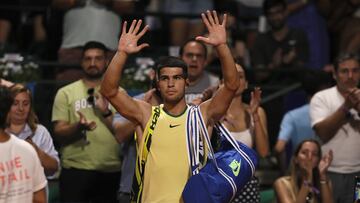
230, 128, 254, 148
227, 113, 254, 148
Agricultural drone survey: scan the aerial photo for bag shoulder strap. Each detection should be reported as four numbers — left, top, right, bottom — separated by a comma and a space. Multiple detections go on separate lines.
132, 105, 160, 203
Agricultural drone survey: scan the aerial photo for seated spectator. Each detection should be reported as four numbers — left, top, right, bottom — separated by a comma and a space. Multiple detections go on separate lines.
6, 84, 59, 176
274, 139, 334, 203
251, 0, 309, 84
0, 86, 47, 202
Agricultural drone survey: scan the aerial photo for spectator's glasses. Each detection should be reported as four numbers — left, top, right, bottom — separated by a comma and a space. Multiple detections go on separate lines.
87, 88, 95, 106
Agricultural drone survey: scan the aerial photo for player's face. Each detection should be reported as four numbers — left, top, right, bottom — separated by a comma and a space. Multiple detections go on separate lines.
157, 67, 187, 104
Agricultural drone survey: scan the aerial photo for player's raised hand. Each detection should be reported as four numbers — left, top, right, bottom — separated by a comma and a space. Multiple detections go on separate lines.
196, 10, 227, 47
118, 19, 149, 54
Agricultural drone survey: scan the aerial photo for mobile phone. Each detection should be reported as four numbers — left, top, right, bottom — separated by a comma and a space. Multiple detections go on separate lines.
354, 176, 360, 203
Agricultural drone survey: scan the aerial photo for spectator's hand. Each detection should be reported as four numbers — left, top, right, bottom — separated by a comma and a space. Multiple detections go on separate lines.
0, 78, 14, 88
271, 48, 283, 69
249, 87, 262, 115
343, 88, 359, 110
77, 111, 97, 131
118, 20, 149, 54
282, 48, 297, 65
94, 93, 110, 114
143, 88, 157, 103
25, 137, 40, 153
348, 88, 360, 111
196, 10, 226, 47
318, 150, 333, 176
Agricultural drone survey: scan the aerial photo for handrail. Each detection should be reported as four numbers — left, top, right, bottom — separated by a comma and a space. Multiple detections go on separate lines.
261, 82, 302, 104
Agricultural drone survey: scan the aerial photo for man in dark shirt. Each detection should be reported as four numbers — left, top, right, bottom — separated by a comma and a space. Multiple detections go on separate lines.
251, 0, 309, 83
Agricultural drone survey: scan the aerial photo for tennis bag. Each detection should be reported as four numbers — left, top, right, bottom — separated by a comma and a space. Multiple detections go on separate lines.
182, 106, 258, 203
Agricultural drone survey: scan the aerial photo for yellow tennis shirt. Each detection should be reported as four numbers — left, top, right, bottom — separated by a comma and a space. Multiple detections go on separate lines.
140, 105, 190, 203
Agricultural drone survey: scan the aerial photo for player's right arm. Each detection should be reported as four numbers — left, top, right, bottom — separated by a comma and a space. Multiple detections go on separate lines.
101, 20, 151, 128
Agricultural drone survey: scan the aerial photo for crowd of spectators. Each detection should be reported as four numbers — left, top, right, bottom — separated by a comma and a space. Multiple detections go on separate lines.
0, 0, 360, 203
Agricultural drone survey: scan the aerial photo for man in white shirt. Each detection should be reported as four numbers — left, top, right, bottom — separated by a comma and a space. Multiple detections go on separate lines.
0, 86, 47, 203
310, 52, 360, 203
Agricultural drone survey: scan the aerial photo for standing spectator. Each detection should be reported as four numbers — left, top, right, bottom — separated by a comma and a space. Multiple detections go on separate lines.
310, 52, 360, 203
274, 139, 334, 203
251, 0, 309, 83
0, 86, 47, 203
52, 0, 135, 80
274, 70, 332, 174
6, 84, 59, 176
179, 38, 219, 104
101, 11, 240, 202
52, 41, 121, 202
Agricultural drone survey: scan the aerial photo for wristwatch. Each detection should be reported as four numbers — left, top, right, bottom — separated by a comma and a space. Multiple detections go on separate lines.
102, 110, 112, 118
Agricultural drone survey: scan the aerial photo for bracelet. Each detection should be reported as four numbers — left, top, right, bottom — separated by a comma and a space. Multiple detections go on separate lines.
102, 110, 112, 118
303, 180, 320, 194
320, 180, 327, 184
340, 105, 351, 119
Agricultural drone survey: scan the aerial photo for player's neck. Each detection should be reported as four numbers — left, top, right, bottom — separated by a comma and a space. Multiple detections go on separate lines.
163, 100, 187, 116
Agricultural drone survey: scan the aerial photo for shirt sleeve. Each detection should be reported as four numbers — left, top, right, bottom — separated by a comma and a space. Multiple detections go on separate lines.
37, 125, 60, 166
278, 112, 294, 142
309, 92, 330, 127
52, 89, 70, 122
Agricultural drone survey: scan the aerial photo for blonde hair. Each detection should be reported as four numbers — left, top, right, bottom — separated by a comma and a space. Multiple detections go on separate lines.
8, 83, 38, 133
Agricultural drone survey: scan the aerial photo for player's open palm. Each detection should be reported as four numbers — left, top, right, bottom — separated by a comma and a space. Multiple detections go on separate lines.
118, 19, 149, 54
196, 10, 227, 47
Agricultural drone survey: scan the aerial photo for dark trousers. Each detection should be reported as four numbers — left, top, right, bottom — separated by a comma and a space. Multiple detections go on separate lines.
328, 171, 360, 203
60, 167, 121, 203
